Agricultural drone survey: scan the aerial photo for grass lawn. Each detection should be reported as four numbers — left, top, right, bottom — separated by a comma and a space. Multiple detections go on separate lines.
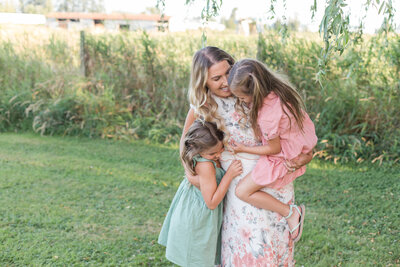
0, 133, 399, 266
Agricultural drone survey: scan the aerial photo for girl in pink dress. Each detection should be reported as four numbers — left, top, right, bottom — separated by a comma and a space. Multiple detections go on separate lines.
227, 58, 318, 242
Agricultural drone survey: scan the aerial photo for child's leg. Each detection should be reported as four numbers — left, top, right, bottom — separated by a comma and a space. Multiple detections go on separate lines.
235, 172, 290, 216
235, 172, 303, 239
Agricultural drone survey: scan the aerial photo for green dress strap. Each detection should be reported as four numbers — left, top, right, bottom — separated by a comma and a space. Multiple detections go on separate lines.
193, 155, 218, 169
192, 155, 225, 185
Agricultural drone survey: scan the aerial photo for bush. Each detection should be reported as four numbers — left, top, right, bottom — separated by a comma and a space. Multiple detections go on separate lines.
0, 26, 398, 163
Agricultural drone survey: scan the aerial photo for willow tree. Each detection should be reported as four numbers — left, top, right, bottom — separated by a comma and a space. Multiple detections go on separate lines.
157, 0, 397, 80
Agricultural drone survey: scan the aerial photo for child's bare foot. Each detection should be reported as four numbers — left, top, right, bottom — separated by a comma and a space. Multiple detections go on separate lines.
284, 204, 305, 242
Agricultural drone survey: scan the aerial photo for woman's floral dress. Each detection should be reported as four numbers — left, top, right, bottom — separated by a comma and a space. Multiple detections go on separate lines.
214, 96, 295, 267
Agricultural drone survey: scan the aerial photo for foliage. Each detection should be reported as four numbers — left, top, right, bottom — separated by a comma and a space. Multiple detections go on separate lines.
162, 0, 398, 81
220, 7, 237, 30
55, 0, 105, 12
0, 134, 399, 265
0, 0, 17, 12
0, 27, 398, 164
18, 0, 53, 14
257, 31, 399, 163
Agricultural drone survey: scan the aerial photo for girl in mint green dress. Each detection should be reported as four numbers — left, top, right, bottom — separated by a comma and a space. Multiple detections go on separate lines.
158, 121, 242, 267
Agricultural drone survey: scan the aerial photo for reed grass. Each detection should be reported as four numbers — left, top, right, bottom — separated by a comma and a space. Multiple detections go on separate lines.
0, 25, 398, 163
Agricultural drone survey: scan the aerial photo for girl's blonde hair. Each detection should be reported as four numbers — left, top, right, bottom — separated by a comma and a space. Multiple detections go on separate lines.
228, 59, 306, 137
188, 46, 235, 137
181, 120, 224, 175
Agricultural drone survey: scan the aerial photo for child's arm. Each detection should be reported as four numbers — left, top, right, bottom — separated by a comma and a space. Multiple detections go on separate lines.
232, 136, 281, 156
196, 160, 242, 210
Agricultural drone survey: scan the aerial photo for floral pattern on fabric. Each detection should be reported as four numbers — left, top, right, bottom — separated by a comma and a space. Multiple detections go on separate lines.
214, 96, 295, 267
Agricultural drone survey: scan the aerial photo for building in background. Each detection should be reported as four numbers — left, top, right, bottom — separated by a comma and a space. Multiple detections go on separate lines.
46, 12, 169, 31
0, 12, 46, 25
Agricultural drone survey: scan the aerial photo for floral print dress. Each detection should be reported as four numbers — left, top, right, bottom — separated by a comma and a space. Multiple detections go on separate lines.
214, 96, 295, 267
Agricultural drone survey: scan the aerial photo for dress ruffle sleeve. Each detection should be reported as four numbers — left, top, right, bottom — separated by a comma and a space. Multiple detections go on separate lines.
258, 93, 284, 143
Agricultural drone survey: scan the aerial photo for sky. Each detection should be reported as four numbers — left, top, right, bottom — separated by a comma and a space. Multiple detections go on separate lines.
104, 0, 400, 33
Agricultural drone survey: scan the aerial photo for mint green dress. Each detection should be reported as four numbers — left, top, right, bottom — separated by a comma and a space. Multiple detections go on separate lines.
158, 156, 226, 267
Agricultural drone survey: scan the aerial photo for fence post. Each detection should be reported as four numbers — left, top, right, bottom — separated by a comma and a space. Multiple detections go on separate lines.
80, 30, 86, 77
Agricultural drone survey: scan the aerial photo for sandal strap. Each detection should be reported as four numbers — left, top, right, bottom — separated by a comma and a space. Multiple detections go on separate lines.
289, 205, 302, 234
284, 204, 294, 219
290, 221, 301, 234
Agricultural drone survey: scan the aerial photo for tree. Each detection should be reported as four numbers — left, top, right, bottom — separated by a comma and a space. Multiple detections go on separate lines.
144, 6, 161, 15
221, 7, 237, 30
0, 0, 17, 12
56, 0, 104, 12
271, 18, 301, 32
19, 0, 53, 14
157, 0, 397, 80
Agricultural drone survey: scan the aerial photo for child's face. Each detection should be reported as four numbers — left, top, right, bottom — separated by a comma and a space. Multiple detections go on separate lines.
200, 141, 224, 161
206, 60, 232, 98
232, 89, 252, 105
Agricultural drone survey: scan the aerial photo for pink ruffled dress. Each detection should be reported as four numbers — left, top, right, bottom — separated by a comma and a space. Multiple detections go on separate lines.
251, 91, 318, 189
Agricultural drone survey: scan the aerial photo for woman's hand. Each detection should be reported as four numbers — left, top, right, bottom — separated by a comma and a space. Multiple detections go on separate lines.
186, 170, 200, 188
225, 159, 243, 178
284, 151, 313, 172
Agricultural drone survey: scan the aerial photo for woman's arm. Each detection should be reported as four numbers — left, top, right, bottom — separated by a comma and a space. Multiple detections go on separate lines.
285, 151, 313, 171
180, 108, 196, 155
180, 108, 200, 188
196, 160, 242, 210
232, 137, 281, 156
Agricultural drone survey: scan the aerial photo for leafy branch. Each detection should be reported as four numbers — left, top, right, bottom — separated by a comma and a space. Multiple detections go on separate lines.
157, 0, 222, 46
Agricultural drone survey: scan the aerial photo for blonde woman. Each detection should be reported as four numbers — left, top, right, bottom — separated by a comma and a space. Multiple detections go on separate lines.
180, 46, 313, 266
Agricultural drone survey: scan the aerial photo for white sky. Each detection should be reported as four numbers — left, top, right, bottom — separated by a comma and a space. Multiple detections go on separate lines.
104, 0, 400, 33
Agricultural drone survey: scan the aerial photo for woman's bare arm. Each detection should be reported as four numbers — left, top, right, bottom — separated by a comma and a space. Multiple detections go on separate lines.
180, 108, 200, 188
285, 151, 313, 171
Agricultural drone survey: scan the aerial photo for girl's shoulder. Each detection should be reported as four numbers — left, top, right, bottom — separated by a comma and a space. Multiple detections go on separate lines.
193, 156, 217, 167
194, 159, 217, 176
263, 91, 279, 104
259, 92, 282, 118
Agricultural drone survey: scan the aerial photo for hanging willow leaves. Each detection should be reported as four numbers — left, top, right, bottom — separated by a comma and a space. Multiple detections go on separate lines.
157, 0, 222, 46
314, 0, 396, 83
157, 0, 397, 78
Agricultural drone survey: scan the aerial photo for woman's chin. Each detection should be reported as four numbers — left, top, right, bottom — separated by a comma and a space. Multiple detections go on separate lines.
217, 91, 232, 98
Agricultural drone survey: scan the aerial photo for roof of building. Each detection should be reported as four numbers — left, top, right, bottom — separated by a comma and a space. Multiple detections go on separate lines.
46, 12, 170, 21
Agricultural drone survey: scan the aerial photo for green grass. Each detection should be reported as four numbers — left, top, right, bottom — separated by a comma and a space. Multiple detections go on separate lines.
0, 133, 399, 266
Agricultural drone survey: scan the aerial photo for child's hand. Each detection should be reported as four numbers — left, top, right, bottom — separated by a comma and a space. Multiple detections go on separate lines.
226, 159, 243, 178
231, 141, 246, 153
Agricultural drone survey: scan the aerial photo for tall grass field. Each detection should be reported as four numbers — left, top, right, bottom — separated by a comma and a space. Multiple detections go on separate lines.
0, 25, 399, 163
0, 133, 399, 265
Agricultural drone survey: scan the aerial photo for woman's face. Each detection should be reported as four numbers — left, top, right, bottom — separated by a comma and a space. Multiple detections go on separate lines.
206, 60, 232, 98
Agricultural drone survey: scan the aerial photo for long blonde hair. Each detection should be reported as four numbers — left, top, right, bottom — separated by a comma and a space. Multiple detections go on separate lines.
188, 46, 235, 137
228, 59, 306, 137
181, 121, 224, 175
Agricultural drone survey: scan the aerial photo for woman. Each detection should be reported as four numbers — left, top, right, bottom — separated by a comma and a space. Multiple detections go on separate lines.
180, 46, 313, 266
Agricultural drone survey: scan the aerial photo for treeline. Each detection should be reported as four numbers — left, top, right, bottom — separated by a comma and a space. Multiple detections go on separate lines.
0, 0, 104, 14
